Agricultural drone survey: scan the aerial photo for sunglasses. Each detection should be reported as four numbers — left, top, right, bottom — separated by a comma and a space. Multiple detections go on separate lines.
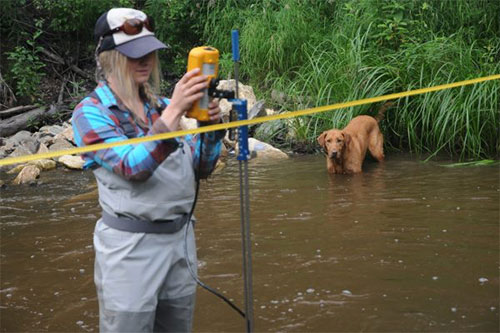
106, 17, 154, 36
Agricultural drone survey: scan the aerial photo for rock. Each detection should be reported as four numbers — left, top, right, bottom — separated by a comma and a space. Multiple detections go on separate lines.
217, 80, 257, 121
220, 141, 229, 158
58, 155, 85, 169
33, 132, 54, 146
212, 159, 226, 174
0, 138, 15, 151
265, 108, 276, 116
20, 140, 39, 154
49, 138, 74, 153
39, 124, 64, 136
0, 179, 5, 188
6, 130, 32, 146
254, 118, 286, 141
5, 130, 39, 154
53, 126, 74, 144
271, 89, 290, 105
179, 116, 197, 131
0, 146, 12, 159
37, 143, 50, 154
7, 164, 26, 174
237, 138, 288, 160
12, 165, 40, 185
65, 188, 98, 204
29, 159, 57, 171
248, 100, 266, 120
9, 145, 32, 159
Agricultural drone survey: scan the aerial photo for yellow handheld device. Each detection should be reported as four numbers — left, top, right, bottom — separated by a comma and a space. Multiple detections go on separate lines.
186, 46, 219, 122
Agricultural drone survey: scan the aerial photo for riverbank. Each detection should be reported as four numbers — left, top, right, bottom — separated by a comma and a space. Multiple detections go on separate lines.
2, 1, 498, 162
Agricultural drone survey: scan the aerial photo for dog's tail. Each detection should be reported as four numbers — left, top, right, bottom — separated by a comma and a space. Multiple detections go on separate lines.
375, 101, 393, 123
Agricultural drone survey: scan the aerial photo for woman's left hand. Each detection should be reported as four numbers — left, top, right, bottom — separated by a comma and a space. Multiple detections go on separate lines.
207, 99, 222, 124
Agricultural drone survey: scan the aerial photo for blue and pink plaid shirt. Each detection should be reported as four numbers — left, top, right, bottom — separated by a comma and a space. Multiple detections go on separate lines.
72, 81, 224, 181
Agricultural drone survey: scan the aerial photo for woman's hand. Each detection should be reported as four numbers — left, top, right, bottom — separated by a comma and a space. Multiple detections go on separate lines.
206, 99, 222, 124
160, 68, 207, 130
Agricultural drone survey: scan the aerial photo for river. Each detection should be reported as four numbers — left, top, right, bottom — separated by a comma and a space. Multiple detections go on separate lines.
1, 154, 498, 332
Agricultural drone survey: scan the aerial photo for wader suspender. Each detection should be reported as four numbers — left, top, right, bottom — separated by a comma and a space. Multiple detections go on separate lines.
88, 91, 167, 139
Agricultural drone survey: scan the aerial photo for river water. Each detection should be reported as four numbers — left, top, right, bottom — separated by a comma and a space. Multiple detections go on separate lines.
1, 154, 498, 332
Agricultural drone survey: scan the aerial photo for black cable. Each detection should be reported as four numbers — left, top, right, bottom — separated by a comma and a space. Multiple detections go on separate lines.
183, 132, 246, 318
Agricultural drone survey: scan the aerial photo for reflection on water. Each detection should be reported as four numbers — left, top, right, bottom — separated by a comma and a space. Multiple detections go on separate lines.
1, 154, 498, 332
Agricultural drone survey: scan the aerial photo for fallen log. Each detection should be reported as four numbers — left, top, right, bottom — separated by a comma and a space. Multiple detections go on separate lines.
0, 107, 46, 137
0, 105, 38, 119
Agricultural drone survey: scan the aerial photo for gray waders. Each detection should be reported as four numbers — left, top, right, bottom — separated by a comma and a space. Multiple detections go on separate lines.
94, 219, 197, 332
91, 136, 199, 332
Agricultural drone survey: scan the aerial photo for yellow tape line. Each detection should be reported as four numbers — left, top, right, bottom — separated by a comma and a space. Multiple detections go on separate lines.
1, 74, 499, 167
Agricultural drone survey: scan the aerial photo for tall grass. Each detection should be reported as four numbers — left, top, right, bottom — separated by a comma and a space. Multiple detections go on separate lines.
200, 0, 499, 159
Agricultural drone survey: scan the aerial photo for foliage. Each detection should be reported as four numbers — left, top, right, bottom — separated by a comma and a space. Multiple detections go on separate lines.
32, 0, 133, 35
5, 19, 46, 103
199, 0, 499, 160
143, 0, 215, 76
1, 0, 499, 160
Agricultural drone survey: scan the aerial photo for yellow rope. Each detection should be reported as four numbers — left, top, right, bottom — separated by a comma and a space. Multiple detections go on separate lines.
1, 74, 499, 167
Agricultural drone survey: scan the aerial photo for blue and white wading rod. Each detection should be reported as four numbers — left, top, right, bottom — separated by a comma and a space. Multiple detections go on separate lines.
231, 29, 254, 333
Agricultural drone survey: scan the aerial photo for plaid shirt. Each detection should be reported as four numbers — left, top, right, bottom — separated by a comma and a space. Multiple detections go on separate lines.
72, 81, 224, 181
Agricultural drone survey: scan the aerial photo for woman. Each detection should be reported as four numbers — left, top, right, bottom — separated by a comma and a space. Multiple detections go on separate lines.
72, 8, 225, 332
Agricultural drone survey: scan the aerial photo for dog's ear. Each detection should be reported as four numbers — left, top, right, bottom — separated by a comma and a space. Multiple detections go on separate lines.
343, 133, 351, 146
317, 132, 327, 147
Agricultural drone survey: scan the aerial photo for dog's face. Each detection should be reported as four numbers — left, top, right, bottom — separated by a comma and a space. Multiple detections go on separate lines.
317, 130, 350, 161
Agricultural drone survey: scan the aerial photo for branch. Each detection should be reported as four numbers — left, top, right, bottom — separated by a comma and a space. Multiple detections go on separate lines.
39, 47, 93, 81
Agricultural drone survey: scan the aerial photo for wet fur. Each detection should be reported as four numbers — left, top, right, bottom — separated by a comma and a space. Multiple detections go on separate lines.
317, 104, 389, 174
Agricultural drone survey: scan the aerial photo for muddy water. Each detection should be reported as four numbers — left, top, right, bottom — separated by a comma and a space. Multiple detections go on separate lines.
1, 154, 498, 332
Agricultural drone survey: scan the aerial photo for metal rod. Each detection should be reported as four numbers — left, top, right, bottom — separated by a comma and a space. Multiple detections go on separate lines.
233, 29, 254, 332
234, 63, 239, 99
242, 160, 253, 332
239, 159, 254, 332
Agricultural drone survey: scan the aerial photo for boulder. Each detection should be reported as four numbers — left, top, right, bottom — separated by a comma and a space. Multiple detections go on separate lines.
7, 164, 26, 174
0, 146, 12, 159
39, 124, 64, 136
37, 143, 50, 154
9, 145, 32, 159
29, 158, 57, 171
53, 126, 74, 144
49, 138, 74, 153
237, 138, 288, 160
254, 117, 286, 141
6, 130, 32, 146
0, 138, 15, 151
5, 130, 39, 154
58, 155, 85, 169
40, 134, 55, 147
12, 165, 40, 185
179, 116, 197, 131
217, 80, 257, 121
212, 159, 226, 174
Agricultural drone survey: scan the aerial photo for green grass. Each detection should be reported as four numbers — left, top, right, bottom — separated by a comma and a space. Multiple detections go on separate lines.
439, 160, 499, 168
201, 0, 499, 159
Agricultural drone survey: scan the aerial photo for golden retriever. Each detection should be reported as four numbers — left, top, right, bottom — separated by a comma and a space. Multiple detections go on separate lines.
317, 105, 389, 174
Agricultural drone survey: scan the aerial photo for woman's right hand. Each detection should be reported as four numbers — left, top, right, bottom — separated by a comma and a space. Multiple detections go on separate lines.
160, 68, 207, 130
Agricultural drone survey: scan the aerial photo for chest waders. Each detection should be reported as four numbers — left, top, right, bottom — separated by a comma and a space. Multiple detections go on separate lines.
87, 89, 199, 332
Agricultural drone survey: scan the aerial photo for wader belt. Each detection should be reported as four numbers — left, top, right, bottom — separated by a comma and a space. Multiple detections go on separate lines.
101, 210, 190, 234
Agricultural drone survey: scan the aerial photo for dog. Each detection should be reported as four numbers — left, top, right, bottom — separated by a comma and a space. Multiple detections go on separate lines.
317, 103, 390, 174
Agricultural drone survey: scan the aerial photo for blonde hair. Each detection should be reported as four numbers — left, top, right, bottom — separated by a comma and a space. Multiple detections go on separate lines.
96, 50, 162, 109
